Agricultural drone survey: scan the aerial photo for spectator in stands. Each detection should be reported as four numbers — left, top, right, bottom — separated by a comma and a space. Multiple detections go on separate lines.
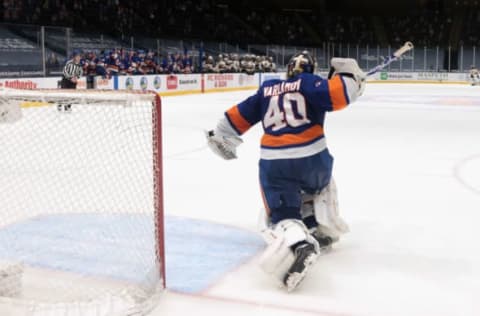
2, 0, 22, 22
202, 55, 215, 73
2, 0, 463, 49
54, 47, 276, 77
95, 60, 108, 78
199, 53, 276, 74
105, 51, 120, 76
47, 52, 60, 67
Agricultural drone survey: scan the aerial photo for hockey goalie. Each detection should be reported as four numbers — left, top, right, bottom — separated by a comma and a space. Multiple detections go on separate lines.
206, 52, 366, 291
469, 65, 480, 86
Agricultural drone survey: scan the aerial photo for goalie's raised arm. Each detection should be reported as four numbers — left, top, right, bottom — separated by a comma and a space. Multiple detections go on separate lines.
328, 57, 366, 102
206, 88, 262, 160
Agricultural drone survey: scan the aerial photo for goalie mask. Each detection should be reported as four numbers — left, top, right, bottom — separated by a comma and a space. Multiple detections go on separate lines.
287, 51, 315, 78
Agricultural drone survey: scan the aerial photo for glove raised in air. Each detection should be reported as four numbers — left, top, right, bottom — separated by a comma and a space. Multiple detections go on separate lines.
328, 58, 366, 96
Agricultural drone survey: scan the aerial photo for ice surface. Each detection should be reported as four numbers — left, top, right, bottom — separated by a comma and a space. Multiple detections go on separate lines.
0, 214, 263, 293
155, 83, 480, 316
1, 83, 478, 315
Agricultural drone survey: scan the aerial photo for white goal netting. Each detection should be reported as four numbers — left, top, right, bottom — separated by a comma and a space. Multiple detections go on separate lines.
0, 89, 164, 315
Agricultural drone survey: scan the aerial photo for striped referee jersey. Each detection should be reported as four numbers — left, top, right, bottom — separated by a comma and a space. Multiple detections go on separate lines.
63, 59, 83, 79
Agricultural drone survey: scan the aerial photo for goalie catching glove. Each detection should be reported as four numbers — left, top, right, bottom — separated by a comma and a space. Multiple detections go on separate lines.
206, 129, 243, 160
328, 58, 366, 97
206, 114, 243, 160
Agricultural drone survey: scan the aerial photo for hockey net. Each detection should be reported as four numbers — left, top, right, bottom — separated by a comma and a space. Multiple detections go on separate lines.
0, 89, 164, 315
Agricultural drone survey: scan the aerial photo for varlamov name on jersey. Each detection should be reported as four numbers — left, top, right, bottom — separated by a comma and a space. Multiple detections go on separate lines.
263, 79, 301, 97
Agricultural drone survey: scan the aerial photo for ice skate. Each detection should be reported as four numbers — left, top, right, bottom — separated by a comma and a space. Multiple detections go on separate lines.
312, 233, 338, 253
283, 242, 318, 292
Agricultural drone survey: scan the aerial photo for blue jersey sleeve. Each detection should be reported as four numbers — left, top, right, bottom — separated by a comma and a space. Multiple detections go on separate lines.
225, 89, 262, 135
301, 74, 350, 112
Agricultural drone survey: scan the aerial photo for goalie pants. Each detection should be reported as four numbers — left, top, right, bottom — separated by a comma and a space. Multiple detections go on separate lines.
259, 148, 333, 224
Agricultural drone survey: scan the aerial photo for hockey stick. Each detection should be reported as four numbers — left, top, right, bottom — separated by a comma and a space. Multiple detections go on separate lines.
366, 42, 414, 76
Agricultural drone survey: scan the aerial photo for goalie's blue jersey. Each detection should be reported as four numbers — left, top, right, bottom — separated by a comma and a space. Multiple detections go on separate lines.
225, 73, 352, 160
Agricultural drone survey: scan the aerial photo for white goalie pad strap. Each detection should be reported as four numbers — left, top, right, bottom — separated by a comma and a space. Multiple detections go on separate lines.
259, 220, 319, 283
302, 178, 350, 239
0, 98, 22, 123
0, 261, 23, 298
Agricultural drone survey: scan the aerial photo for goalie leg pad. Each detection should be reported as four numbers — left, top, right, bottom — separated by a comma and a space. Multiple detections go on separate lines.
259, 219, 319, 285
301, 178, 349, 241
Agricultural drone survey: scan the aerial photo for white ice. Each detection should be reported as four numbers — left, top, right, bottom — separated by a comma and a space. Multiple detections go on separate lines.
153, 83, 480, 316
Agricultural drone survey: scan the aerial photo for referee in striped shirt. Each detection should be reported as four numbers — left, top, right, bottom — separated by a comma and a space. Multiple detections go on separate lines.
61, 51, 83, 89
58, 51, 83, 112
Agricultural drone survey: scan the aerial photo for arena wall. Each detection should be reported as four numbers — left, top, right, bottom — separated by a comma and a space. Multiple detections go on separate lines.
0, 72, 474, 96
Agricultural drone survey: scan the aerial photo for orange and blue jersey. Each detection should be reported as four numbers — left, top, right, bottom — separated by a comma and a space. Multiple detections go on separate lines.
224, 72, 353, 160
